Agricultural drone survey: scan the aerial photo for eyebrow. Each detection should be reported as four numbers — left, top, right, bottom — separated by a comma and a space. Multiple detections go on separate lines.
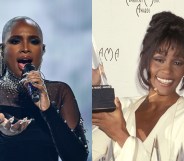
8, 35, 41, 40
154, 50, 167, 56
154, 51, 184, 59
10, 34, 40, 37
28, 35, 41, 39
8, 35, 21, 38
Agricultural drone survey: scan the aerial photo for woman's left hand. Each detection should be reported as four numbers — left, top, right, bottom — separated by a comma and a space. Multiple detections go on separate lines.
0, 113, 33, 136
92, 97, 129, 147
23, 70, 50, 111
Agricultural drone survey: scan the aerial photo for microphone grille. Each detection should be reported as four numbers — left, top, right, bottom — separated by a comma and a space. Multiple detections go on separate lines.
22, 63, 35, 75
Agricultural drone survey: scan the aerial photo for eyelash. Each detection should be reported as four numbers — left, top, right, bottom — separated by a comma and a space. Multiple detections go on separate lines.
174, 61, 184, 66
153, 57, 164, 63
8, 38, 41, 45
8, 38, 20, 45
30, 38, 41, 45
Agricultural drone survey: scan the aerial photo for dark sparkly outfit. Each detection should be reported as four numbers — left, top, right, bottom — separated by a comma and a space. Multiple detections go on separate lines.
0, 71, 89, 161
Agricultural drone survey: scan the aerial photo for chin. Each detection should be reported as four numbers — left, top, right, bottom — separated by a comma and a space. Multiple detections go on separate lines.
156, 89, 175, 96
13, 71, 22, 79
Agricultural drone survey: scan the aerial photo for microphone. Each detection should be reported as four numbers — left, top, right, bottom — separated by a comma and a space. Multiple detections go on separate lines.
22, 63, 40, 102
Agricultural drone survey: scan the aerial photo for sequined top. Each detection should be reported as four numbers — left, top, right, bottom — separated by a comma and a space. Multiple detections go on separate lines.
0, 71, 89, 161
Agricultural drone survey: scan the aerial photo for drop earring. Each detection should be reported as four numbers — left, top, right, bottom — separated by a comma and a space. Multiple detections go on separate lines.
0, 44, 5, 77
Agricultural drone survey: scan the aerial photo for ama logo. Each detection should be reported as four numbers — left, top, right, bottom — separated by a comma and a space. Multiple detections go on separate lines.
126, 0, 160, 17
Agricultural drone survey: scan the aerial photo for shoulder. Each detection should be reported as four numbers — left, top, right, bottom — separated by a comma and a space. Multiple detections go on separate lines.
44, 79, 69, 86
44, 80, 76, 107
44, 80, 72, 91
174, 96, 184, 117
44, 80, 75, 99
168, 96, 184, 133
169, 96, 184, 148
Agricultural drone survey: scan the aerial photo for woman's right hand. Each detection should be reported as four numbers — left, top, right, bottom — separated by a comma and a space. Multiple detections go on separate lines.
0, 113, 32, 136
92, 97, 130, 147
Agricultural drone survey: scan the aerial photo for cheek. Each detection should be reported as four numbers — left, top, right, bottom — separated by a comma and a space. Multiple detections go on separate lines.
149, 59, 162, 74
149, 63, 158, 77
176, 70, 184, 80
33, 53, 43, 68
3, 45, 17, 56
3, 49, 16, 65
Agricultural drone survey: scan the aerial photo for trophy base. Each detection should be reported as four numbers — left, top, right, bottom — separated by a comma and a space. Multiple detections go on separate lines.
92, 85, 116, 112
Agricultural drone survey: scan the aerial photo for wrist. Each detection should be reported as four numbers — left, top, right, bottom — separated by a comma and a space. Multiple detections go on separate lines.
37, 94, 50, 111
39, 102, 50, 111
114, 129, 130, 147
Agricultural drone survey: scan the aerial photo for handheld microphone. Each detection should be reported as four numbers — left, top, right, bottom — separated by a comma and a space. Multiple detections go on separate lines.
22, 63, 40, 102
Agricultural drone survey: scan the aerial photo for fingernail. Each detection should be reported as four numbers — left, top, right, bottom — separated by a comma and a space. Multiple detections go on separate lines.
22, 72, 28, 77
19, 78, 27, 83
20, 120, 25, 124
3, 126, 8, 130
0, 119, 3, 123
27, 119, 33, 124
20, 117, 28, 124
10, 125, 16, 133
23, 117, 28, 121
9, 117, 14, 123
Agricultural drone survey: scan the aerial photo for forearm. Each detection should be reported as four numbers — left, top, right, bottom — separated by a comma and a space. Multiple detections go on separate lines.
41, 104, 88, 161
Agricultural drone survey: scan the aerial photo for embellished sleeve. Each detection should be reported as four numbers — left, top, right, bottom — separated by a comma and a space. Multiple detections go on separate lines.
41, 82, 89, 161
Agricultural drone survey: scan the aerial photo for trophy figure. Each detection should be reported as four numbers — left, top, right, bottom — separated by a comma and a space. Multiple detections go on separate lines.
92, 37, 115, 112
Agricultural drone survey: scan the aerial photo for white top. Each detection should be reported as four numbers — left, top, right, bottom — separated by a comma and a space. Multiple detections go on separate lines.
92, 96, 184, 161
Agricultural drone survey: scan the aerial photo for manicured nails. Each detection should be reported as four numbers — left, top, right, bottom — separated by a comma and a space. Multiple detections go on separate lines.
9, 117, 14, 123
20, 117, 28, 124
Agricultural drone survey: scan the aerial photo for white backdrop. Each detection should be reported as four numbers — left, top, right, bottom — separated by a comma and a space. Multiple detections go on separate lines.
0, 0, 92, 160
93, 0, 184, 98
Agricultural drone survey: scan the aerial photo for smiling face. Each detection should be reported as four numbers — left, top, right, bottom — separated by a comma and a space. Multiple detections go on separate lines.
149, 42, 184, 96
2, 19, 44, 78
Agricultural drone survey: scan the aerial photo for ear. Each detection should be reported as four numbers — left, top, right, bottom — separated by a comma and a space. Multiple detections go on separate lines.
42, 44, 46, 54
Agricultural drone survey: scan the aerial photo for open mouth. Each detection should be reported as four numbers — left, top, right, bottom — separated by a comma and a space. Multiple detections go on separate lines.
17, 58, 33, 70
